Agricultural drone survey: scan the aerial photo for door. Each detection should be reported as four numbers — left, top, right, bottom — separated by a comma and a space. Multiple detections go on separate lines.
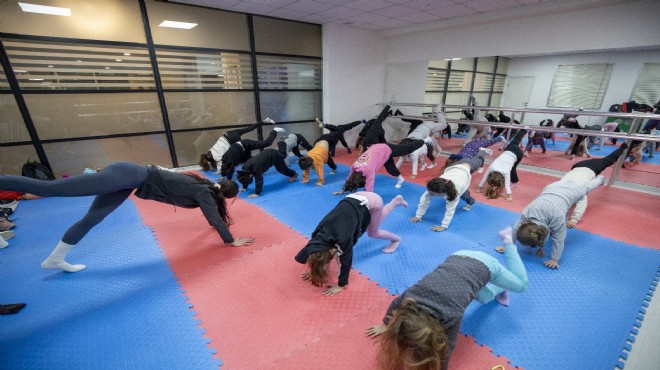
501, 77, 534, 109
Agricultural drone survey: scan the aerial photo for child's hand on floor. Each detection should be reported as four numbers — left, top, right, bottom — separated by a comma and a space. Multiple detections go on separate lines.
431, 226, 446, 232
409, 217, 422, 223
322, 284, 344, 296
366, 324, 387, 338
544, 259, 559, 269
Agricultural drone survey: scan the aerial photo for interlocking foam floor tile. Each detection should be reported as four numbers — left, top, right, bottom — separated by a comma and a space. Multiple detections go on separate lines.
246, 165, 660, 369
0, 197, 220, 370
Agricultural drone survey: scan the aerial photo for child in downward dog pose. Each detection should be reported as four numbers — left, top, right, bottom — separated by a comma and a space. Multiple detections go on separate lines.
277, 133, 314, 166
334, 139, 429, 194
295, 192, 409, 295
476, 127, 529, 202
564, 143, 628, 228
199, 118, 275, 171
219, 127, 286, 180
236, 148, 298, 198
409, 151, 487, 232
394, 137, 437, 179
319, 119, 364, 155
366, 227, 528, 370
297, 129, 347, 187
441, 137, 503, 172
506, 174, 607, 269
0, 163, 254, 272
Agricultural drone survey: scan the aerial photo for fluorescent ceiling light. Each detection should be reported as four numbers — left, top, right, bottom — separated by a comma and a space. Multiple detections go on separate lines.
159, 20, 197, 29
443, 58, 462, 61
18, 2, 71, 16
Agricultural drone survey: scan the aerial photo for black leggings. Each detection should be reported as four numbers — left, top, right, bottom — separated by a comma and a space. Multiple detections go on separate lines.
223, 121, 263, 144
504, 129, 527, 184
570, 135, 587, 155
0, 162, 147, 244
363, 105, 391, 149
383, 140, 425, 177
325, 120, 362, 155
572, 144, 627, 175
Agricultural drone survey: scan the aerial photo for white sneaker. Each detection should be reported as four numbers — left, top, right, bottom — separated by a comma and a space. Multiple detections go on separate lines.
0, 230, 15, 241
420, 162, 428, 171
263, 117, 275, 124
477, 167, 484, 173
426, 163, 437, 169
479, 147, 493, 156
273, 127, 286, 133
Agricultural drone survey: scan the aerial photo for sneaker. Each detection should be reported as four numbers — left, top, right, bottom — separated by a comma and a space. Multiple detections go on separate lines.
426, 163, 437, 169
420, 162, 428, 171
0, 230, 16, 241
479, 147, 493, 156
477, 167, 484, 174
496, 290, 510, 306
462, 204, 472, 211
273, 127, 286, 133
263, 117, 275, 124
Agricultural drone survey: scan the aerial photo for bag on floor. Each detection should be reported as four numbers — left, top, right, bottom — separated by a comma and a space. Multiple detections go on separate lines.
22, 158, 55, 180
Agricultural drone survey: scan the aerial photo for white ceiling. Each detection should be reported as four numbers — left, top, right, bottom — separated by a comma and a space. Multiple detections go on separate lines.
168, 0, 626, 34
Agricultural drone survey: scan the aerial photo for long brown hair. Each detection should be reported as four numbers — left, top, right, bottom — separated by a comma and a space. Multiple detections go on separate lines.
441, 157, 459, 172
306, 250, 335, 287
342, 172, 366, 193
181, 172, 237, 226
485, 171, 505, 199
427, 178, 457, 201
199, 152, 216, 172
377, 298, 448, 370
517, 221, 548, 257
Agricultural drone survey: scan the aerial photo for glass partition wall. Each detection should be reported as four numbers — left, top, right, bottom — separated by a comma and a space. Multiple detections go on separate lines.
0, 0, 322, 176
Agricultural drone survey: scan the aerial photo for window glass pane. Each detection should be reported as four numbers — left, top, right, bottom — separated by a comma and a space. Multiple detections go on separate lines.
473, 73, 494, 91
630, 63, 660, 105
253, 16, 321, 57
24, 93, 163, 140
257, 56, 322, 90
471, 93, 490, 107
0, 69, 8, 90
425, 69, 446, 91
0, 0, 146, 43
0, 94, 31, 143
548, 64, 613, 109
428, 60, 449, 69
447, 71, 473, 92
259, 91, 321, 122
424, 93, 444, 106
43, 135, 172, 177
491, 93, 502, 108
157, 49, 253, 90
165, 91, 256, 129
493, 75, 506, 92
4, 39, 154, 91
496, 57, 510, 74
0, 145, 38, 175
477, 57, 496, 73
445, 92, 471, 117
450, 58, 474, 71
146, 0, 249, 50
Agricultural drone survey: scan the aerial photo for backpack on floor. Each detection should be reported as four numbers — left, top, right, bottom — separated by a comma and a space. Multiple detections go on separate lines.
22, 159, 55, 180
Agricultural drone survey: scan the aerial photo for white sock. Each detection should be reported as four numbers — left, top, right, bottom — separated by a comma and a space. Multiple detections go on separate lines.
0, 238, 8, 249
41, 241, 86, 272
395, 175, 405, 188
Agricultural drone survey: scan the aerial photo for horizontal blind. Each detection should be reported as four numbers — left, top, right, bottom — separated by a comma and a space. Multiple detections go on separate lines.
473, 73, 493, 91
548, 63, 613, 109
256, 55, 321, 90
0, 69, 7, 90
630, 63, 660, 105
157, 49, 253, 90
493, 75, 506, 92
3, 39, 155, 90
425, 69, 446, 91
447, 70, 473, 92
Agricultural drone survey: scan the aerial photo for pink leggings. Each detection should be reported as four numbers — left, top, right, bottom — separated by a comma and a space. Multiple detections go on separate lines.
356, 191, 400, 243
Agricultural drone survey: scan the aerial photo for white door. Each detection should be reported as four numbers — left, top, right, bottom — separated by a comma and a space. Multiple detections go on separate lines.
501, 77, 534, 109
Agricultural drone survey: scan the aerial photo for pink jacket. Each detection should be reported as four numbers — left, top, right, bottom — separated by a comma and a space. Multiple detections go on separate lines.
348, 144, 392, 192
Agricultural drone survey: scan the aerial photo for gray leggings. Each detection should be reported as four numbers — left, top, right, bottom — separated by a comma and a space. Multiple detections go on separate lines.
452, 151, 486, 174
0, 162, 148, 244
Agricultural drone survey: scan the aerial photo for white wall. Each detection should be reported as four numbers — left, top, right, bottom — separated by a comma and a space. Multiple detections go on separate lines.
385, 1, 660, 64
385, 61, 429, 116
507, 49, 660, 126
322, 23, 387, 127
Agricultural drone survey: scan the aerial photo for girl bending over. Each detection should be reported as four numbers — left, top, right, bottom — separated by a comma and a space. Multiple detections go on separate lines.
476, 127, 528, 202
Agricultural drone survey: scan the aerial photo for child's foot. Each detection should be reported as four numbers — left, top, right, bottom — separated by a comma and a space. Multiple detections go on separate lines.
0, 230, 15, 241
395, 176, 404, 189
288, 173, 299, 182
496, 290, 510, 306
499, 226, 513, 245
427, 162, 437, 169
523, 151, 529, 157
382, 241, 400, 254
420, 162, 428, 171
462, 204, 472, 211
393, 194, 408, 208
40, 259, 86, 273
477, 167, 484, 173
263, 117, 275, 124
273, 127, 286, 133
479, 147, 493, 156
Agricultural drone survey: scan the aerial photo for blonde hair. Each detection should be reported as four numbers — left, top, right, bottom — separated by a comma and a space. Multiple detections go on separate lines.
485, 172, 505, 199
377, 298, 448, 370
517, 221, 548, 257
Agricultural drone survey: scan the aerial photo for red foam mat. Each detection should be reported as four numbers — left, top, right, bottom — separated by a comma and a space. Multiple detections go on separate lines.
332, 146, 660, 250
132, 195, 517, 369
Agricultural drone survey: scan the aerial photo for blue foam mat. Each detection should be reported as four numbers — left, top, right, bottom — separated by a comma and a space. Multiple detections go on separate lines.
0, 197, 220, 370
245, 163, 660, 370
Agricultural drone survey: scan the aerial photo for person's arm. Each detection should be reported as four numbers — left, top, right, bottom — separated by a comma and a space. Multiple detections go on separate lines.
197, 196, 234, 243
364, 170, 375, 192
439, 196, 459, 228
254, 173, 264, 195
411, 191, 432, 221
441, 318, 462, 370
302, 168, 311, 183
477, 166, 492, 189
224, 164, 235, 180
313, 158, 325, 185
504, 171, 512, 195
411, 152, 419, 177
549, 222, 567, 262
